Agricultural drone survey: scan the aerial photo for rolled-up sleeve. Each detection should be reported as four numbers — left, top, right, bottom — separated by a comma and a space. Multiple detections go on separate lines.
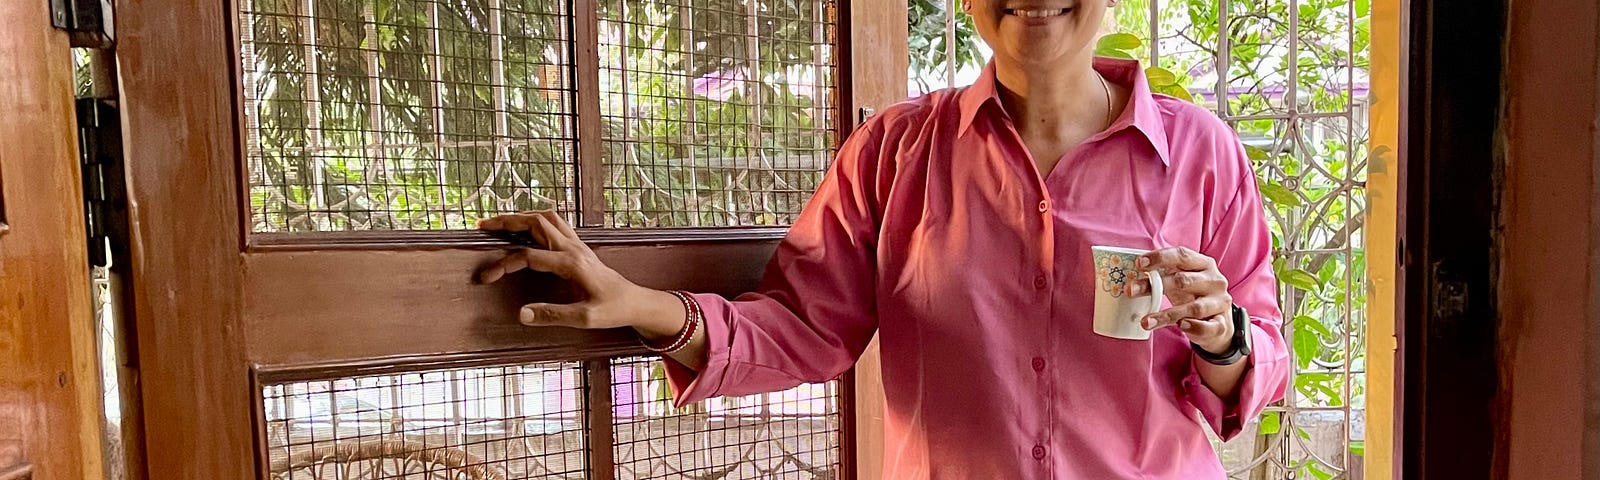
1181, 139, 1291, 441
664, 118, 889, 407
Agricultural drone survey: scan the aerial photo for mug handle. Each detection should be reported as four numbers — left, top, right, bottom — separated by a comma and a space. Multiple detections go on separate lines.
1145, 269, 1164, 315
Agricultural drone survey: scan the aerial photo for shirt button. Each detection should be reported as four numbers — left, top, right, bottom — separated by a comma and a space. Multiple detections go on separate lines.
1037, 200, 1050, 213
1031, 357, 1045, 372
1032, 445, 1046, 460
1033, 275, 1048, 290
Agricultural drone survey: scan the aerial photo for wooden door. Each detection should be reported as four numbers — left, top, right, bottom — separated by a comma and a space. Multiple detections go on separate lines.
117, 0, 903, 477
0, 0, 106, 478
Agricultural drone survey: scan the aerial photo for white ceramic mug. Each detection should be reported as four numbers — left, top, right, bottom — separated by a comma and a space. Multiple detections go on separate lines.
1090, 246, 1165, 340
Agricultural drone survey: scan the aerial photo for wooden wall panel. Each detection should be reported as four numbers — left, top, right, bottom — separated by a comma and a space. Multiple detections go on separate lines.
1499, 0, 1600, 478
242, 241, 778, 367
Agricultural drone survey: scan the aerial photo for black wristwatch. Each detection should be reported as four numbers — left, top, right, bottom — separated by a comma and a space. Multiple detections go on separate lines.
1191, 304, 1252, 366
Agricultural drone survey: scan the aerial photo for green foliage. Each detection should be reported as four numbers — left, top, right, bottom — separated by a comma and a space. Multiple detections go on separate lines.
1096, 32, 1144, 57
1259, 410, 1281, 435
907, 0, 986, 92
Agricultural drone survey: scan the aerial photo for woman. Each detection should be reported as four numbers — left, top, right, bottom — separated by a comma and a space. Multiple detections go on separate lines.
476, 0, 1288, 477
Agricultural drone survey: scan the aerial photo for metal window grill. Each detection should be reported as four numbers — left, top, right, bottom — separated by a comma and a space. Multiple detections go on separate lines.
1193, 0, 1368, 478
239, 0, 579, 232
596, 0, 838, 228
609, 357, 841, 479
1128, 0, 1369, 477
261, 362, 589, 479
259, 358, 844, 480
238, 0, 839, 233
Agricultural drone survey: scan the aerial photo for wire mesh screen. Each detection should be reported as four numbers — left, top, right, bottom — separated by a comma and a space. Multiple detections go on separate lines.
609, 357, 841, 479
597, 0, 838, 228
261, 362, 587, 479
239, 0, 578, 232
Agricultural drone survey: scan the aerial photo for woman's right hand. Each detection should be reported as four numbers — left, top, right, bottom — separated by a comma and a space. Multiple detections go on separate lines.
475, 211, 687, 342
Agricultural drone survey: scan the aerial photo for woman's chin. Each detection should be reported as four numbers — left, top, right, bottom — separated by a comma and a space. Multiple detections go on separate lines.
1002, 48, 1080, 68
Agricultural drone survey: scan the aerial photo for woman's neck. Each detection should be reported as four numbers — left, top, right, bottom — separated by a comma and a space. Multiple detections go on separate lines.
992, 54, 1109, 143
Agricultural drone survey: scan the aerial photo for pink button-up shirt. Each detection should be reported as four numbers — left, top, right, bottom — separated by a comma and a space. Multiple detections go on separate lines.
667, 58, 1289, 479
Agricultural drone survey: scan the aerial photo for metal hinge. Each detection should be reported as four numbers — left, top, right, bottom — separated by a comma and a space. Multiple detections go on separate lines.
77, 98, 126, 268
858, 106, 875, 126
49, 0, 114, 48
1428, 260, 1471, 339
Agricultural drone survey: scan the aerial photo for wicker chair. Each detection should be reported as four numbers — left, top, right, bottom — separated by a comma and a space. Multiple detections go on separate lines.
267, 439, 507, 480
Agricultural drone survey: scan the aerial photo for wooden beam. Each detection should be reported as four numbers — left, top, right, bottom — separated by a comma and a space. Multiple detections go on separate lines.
573, 0, 605, 226
118, 0, 255, 474
583, 359, 616, 480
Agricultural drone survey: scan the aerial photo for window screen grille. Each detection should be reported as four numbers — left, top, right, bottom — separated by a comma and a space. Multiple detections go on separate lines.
596, 0, 837, 228
240, 0, 579, 232
262, 362, 588, 479
609, 357, 841, 479
238, 0, 839, 232
259, 358, 843, 479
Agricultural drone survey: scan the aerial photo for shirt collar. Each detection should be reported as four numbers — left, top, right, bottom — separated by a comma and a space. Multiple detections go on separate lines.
956, 57, 1172, 166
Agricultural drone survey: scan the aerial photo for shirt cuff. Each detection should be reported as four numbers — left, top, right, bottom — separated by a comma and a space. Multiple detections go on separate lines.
1181, 324, 1282, 441
662, 293, 735, 409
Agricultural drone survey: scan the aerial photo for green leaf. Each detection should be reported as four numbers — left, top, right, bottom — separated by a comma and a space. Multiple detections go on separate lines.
1245, 145, 1271, 161
1260, 182, 1302, 207
1293, 323, 1319, 369
1168, 86, 1195, 103
1098, 48, 1136, 60
1317, 257, 1339, 283
651, 362, 672, 406
1306, 463, 1335, 480
1296, 315, 1334, 339
1259, 411, 1281, 435
1144, 66, 1178, 86
1097, 32, 1142, 51
1283, 269, 1320, 292
1295, 373, 1345, 404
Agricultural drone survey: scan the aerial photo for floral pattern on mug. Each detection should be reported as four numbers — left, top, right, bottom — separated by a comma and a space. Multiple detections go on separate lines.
1095, 252, 1133, 298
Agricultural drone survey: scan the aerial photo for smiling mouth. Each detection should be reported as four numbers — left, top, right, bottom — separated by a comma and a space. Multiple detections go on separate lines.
1005, 7, 1072, 18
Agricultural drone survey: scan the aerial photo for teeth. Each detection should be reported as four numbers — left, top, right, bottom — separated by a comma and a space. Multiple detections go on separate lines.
1011, 8, 1068, 18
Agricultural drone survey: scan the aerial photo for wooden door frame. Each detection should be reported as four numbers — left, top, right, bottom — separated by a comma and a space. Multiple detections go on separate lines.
118, 0, 902, 477
1590, 16, 1600, 478
1397, 0, 1504, 477
0, 0, 105, 476
1496, 0, 1600, 478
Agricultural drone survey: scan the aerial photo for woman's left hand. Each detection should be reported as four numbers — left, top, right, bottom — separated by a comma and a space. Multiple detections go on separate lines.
1126, 246, 1234, 354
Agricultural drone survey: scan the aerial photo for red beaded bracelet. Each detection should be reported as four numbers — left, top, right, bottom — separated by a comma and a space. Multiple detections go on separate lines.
643, 290, 701, 354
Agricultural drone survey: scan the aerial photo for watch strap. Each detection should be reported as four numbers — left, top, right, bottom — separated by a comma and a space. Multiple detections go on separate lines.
1191, 304, 1251, 366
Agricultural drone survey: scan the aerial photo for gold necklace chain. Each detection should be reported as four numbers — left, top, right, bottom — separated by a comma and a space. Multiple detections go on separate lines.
1094, 71, 1114, 128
